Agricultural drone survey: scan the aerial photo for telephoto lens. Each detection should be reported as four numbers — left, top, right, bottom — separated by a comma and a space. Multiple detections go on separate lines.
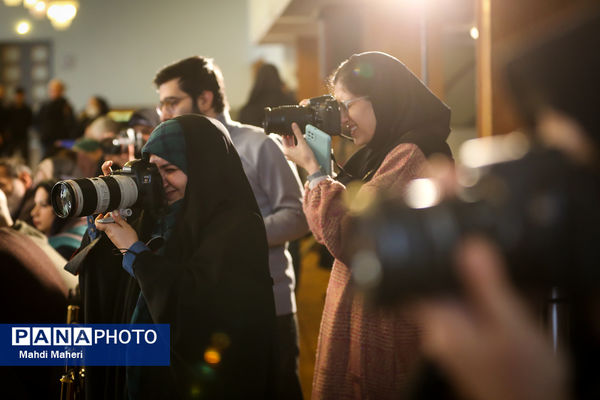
51, 159, 164, 219
52, 175, 139, 218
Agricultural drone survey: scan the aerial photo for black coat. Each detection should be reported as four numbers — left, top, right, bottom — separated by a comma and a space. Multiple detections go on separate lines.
71, 115, 277, 399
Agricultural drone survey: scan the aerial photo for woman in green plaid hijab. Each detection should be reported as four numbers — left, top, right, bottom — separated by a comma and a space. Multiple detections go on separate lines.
91, 114, 277, 399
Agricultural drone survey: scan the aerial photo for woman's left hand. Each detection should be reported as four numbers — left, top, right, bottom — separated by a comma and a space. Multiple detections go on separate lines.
95, 211, 139, 253
281, 122, 321, 175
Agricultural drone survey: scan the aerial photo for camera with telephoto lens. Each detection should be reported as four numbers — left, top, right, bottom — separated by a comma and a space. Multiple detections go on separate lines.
263, 95, 342, 136
348, 134, 600, 306
51, 159, 165, 219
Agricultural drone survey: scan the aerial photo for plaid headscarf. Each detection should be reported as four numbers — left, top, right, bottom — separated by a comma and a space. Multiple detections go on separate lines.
141, 119, 188, 175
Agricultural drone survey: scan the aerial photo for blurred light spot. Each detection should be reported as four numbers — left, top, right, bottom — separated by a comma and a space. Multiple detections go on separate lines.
47, 1, 78, 30
189, 385, 202, 398
459, 131, 530, 169
16, 20, 31, 35
23, 0, 37, 8
404, 178, 440, 209
351, 250, 382, 289
30, 0, 47, 19
4, 0, 23, 6
470, 26, 479, 39
204, 348, 221, 365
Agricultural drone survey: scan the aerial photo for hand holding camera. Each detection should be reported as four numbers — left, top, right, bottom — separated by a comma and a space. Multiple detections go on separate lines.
266, 95, 340, 175
94, 210, 139, 253
281, 123, 322, 175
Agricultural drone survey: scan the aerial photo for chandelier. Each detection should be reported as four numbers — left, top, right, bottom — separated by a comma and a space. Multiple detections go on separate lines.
2, 0, 79, 31
46, 1, 79, 30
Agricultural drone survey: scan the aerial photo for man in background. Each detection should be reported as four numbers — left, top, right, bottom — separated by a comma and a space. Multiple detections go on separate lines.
0, 158, 34, 225
6, 87, 33, 163
35, 78, 75, 157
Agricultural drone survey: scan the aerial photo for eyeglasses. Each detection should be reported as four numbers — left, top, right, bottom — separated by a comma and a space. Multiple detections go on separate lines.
156, 95, 189, 118
338, 96, 369, 115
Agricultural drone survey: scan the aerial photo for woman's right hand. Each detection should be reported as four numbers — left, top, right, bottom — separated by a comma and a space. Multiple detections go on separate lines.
101, 160, 113, 176
281, 122, 321, 175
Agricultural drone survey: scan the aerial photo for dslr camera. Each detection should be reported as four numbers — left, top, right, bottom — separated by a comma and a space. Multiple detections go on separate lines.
348, 134, 600, 306
51, 159, 165, 219
263, 95, 342, 136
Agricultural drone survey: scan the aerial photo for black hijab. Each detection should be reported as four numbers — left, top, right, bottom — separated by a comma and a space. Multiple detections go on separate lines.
74, 115, 276, 399
333, 52, 452, 184
157, 115, 265, 263
135, 114, 276, 399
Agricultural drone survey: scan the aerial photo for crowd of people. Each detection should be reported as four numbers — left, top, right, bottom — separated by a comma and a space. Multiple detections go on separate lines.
1, 5, 599, 399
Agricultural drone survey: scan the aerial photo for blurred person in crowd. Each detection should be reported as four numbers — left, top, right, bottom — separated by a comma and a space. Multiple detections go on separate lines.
0, 188, 12, 228
128, 108, 160, 156
0, 84, 8, 153
35, 78, 75, 157
0, 155, 71, 398
5, 87, 33, 162
72, 115, 126, 177
75, 115, 277, 399
0, 157, 35, 225
84, 115, 121, 143
1, 183, 76, 291
31, 179, 87, 260
75, 95, 110, 138
72, 138, 105, 178
239, 62, 297, 128
154, 56, 308, 399
282, 51, 452, 399
33, 147, 84, 185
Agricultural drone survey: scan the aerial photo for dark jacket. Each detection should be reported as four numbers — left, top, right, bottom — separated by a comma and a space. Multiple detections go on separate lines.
70, 115, 277, 399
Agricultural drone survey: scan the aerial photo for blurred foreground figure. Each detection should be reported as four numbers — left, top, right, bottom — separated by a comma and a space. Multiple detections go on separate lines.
414, 6, 600, 400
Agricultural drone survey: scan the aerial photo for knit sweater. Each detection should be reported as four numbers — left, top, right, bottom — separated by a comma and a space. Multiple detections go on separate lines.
306, 142, 427, 399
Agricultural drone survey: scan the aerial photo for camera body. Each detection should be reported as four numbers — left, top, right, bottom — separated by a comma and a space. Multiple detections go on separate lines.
349, 139, 600, 306
263, 95, 342, 136
51, 159, 165, 219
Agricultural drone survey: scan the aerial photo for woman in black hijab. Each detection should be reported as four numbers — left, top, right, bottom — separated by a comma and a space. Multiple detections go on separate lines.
282, 51, 452, 399
88, 114, 276, 399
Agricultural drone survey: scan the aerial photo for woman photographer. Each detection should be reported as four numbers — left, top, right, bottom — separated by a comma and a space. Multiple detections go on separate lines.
80, 114, 276, 399
282, 51, 452, 399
